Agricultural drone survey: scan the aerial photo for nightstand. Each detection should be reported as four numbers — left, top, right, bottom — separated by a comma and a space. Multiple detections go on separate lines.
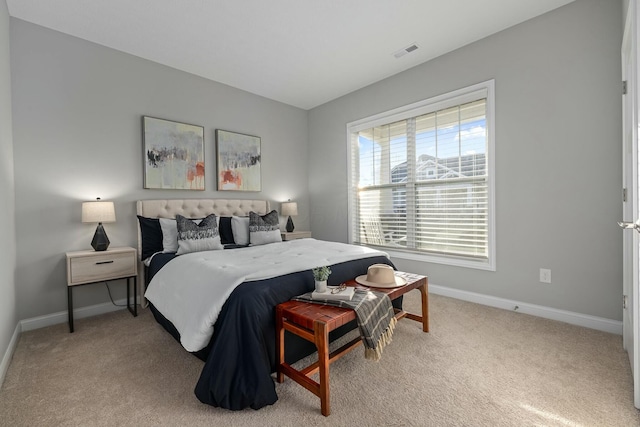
281, 231, 312, 241
65, 246, 138, 333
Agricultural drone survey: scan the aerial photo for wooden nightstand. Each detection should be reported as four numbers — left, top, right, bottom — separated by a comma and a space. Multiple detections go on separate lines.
281, 231, 312, 241
65, 246, 138, 333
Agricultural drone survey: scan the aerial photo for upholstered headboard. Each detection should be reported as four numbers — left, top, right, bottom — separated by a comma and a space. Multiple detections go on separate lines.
136, 198, 271, 306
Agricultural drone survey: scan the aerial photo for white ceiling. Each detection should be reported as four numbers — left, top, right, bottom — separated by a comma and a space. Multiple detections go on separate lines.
6, 0, 575, 110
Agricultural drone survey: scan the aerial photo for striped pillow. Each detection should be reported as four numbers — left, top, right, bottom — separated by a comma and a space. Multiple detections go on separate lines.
249, 210, 282, 246
175, 214, 223, 255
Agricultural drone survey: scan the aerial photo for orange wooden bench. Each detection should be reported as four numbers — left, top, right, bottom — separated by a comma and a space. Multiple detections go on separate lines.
275, 272, 428, 416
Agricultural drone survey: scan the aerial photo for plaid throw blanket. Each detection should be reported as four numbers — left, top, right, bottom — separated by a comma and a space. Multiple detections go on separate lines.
292, 289, 397, 361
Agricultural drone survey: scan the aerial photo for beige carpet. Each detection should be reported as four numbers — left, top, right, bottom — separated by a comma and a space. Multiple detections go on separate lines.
1, 292, 639, 427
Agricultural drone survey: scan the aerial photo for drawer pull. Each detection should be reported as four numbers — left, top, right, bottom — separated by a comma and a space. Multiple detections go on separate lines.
95, 260, 114, 265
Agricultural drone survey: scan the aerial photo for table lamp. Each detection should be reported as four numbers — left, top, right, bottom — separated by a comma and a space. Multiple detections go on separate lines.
82, 198, 116, 251
281, 201, 298, 233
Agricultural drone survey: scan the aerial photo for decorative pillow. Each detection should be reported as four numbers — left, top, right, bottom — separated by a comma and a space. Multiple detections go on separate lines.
218, 216, 235, 245
231, 216, 250, 246
159, 218, 180, 253
175, 214, 223, 255
249, 210, 282, 246
159, 217, 206, 252
137, 216, 163, 260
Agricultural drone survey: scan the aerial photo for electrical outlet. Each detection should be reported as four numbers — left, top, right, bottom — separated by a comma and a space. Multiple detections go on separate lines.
539, 268, 551, 283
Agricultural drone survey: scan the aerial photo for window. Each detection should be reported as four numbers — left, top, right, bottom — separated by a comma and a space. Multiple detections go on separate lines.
347, 80, 495, 270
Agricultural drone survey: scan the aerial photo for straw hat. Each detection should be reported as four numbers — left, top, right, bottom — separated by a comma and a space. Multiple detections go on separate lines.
355, 264, 406, 288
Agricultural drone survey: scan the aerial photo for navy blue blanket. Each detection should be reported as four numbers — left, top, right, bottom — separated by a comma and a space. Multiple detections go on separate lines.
147, 253, 398, 410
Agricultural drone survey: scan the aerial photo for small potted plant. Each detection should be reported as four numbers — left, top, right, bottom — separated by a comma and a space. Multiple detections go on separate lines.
312, 266, 331, 293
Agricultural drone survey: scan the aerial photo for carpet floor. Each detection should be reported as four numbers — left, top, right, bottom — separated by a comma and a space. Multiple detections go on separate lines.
1, 292, 639, 426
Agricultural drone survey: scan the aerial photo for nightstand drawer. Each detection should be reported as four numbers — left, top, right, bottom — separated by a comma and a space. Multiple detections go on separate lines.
68, 250, 136, 286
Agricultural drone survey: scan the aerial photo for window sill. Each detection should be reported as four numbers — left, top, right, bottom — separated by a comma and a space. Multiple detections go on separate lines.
374, 247, 496, 272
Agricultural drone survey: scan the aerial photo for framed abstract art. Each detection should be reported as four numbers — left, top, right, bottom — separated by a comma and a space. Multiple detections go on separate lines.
215, 129, 261, 191
142, 116, 205, 190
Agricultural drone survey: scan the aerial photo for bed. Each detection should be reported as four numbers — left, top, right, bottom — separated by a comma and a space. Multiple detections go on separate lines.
136, 198, 398, 410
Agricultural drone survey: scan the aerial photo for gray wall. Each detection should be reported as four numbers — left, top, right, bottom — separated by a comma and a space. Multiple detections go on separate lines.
308, 0, 623, 320
10, 19, 309, 320
624, 0, 630, 23
0, 0, 17, 371
6, 0, 626, 324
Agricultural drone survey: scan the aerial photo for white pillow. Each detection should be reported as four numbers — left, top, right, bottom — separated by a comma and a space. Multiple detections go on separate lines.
159, 217, 207, 252
159, 218, 179, 253
231, 216, 250, 245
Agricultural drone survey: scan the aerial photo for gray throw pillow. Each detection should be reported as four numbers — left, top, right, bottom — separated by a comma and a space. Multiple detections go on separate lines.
249, 210, 282, 246
175, 214, 223, 255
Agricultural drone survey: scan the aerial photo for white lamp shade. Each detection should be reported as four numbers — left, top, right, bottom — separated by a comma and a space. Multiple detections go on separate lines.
82, 201, 116, 223
281, 201, 298, 216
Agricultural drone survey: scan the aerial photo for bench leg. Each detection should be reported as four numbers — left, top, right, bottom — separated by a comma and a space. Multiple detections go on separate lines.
276, 306, 285, 383
314, 319, 330, 416
419, 282, 429, 332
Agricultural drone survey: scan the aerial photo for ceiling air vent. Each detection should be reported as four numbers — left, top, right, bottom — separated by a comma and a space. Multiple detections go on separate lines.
393, 43, 419, 59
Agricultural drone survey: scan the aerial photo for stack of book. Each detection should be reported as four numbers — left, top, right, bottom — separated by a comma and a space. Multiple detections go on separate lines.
311, 286, 355, 301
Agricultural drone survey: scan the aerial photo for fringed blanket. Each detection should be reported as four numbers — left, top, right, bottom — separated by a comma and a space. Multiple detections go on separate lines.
293, 289, 397, 361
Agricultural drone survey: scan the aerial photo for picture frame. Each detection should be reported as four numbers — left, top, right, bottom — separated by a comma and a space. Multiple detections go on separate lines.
216, 129, 262, 191
142, 116, 205, 190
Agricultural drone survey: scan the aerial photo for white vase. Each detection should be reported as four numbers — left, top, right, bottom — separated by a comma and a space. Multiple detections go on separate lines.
314, 280, 327, 293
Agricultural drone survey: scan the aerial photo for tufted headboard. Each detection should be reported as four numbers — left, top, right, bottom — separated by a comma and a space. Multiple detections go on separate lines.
136, 198, 271, 306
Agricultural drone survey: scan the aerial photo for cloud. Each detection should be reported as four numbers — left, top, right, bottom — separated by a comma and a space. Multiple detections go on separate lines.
458, 126, 486, 141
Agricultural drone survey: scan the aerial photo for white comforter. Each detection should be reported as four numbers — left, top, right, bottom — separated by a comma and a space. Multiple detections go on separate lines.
144, 239, 387, 352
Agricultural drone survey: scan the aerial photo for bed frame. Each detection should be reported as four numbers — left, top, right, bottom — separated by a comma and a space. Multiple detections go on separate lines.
135, 198, 271, 306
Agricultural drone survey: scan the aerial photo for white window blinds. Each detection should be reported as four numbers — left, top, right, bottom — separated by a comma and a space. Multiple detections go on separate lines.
348, 81, 494, 268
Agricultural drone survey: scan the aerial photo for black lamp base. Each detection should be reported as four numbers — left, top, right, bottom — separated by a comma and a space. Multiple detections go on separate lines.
286, 216, 295, 233
91, 223, 110, 251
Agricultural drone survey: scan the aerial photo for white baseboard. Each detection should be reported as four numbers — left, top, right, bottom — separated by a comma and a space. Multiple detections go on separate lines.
0, 321, 21, 388
429, 284, 623, 335
0, 283, 622, 393
20, 298, 129, 332
17, 287, 623, 334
